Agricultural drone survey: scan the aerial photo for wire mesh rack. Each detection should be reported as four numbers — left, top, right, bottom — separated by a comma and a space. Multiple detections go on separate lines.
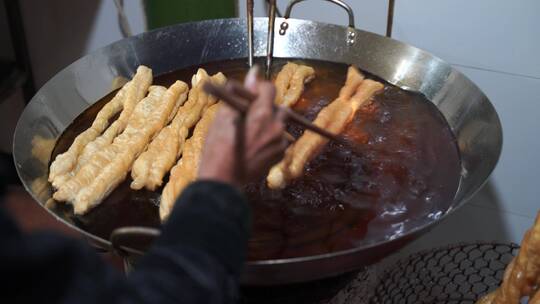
370, 242, 519, 304
241, 242, 518, 304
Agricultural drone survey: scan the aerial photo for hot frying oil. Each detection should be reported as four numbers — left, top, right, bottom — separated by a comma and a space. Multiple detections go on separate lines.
50, 59, 460, 260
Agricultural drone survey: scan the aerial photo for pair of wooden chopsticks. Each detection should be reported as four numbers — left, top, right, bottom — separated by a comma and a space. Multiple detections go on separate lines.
202, 80, 348, 145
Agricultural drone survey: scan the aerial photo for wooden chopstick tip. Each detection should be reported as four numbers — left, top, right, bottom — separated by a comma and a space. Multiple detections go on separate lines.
203, 81, 250, 113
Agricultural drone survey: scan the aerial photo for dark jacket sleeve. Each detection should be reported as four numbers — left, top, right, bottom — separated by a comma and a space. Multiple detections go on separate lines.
0, 181, 250, 304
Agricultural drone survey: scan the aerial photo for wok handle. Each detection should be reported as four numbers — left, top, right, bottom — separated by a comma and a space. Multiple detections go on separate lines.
283, 0, 355, 28
280, 0, 356, 45
110, 226, 161, 257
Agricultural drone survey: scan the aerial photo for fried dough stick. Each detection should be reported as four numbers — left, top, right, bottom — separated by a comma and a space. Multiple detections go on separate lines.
476, 212, 540, 304
159, 103, 220, 221
267, 67, 383, 189
75, 69, 155, 171
49, 66, 152, 188
130, 69, 226, 191
53, 86, 167, 204
274, 62, 315, 107
531, 289, 540, 304
54, 81, 188, 214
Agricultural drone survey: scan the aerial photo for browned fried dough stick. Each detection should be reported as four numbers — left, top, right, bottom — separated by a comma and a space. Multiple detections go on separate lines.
130, 69, 226, 191
274, 62, 315, 107
267, 66, 384, 189
54, 81, 188, 214
531, 290, 540, 304
159, 103, 220, 220
476, 212, 540, 304
49, 66, 152, 188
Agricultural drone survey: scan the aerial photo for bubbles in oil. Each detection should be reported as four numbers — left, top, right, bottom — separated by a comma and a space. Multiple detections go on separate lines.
50, 58, 460, 261
246, 61, 460, 260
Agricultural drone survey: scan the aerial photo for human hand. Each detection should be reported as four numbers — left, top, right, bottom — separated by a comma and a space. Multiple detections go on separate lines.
198, 69, 287, 186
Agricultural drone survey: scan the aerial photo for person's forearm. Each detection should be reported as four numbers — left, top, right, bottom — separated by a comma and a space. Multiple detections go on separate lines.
128, 181, 251, 303
0, 181, 250, 304
152, 180, 250, 273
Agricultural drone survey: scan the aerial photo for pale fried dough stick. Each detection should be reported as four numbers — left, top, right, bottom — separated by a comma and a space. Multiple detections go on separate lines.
274, 62, 315, 107
74, 82, 188, 213
54, 81, 187, 213
76, 67, 154, 170
476, 212, 540, 304
49, 66, 152, 188
267, 67, 384, 189
159, 103, 220, 220
275, 62, 296, 105
130, 69, 226, 191
53, 86, 166, 203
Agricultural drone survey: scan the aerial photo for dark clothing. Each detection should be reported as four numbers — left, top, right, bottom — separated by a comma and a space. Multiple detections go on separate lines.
0, 181, 250, 303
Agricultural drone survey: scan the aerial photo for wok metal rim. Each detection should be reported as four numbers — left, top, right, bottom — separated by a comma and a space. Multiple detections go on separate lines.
13, 17, 503, 267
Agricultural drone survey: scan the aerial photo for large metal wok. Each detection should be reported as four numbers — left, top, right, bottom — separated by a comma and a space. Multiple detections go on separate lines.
13, 10, 502, 285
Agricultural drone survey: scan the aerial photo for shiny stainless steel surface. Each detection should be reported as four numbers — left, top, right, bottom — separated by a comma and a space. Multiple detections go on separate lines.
386, 0, 395, 37
280, 0, 357, 45
13, 17, 502, 285
265, 0, 277, 78
246, 0, 254, 67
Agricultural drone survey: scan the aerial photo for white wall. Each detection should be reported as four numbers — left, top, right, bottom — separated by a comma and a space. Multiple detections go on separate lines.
392, 0, 540, 78
0, 1, 147, 152
238, 0, 389, 35
84, 0, 146, 53
20, 0, 146, 87
389, 0, 540, 255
